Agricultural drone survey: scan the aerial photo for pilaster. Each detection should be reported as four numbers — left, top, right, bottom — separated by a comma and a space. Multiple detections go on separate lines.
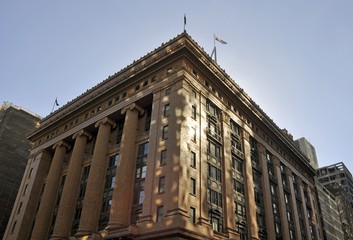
242, 131, 258, 240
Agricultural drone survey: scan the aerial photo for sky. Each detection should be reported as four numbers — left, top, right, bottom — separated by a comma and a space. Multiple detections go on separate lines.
1, 1, 353, 173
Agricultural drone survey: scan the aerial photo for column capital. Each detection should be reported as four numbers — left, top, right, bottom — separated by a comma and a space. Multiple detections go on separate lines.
73, 129, 92, 141
257, 142, 266, 155
53, 140, 71, 151
95, 117, 116, 129
121, 103, 144, 116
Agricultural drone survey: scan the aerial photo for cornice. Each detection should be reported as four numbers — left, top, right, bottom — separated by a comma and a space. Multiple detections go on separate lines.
27, 31, 315, 175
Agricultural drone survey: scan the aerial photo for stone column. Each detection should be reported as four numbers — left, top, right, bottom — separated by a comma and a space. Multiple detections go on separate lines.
273, 157, 290, 240
221, 112, 237, 238
257, 145, 275, 239
242, 132, 258, 240
31, 141, 70, 240
76, 118, 115, 237
287, 169, 301, 239
51, 130, 91, 239
107, 103, 143, 231
300, 182, 311, 238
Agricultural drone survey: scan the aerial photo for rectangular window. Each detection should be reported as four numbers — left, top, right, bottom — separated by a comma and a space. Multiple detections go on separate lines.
163, 104, 170, 117
208, 141, 221, 159
156, 205, 163, 222
158, 176, 165, 193
166, 67, 173, 74
160, 149, 167, 166
23, 184, 28, 195
138, 191, 144, 205
190, 178, 196, 195
191, 105, 196, 119
192, 127, 196, 142
208, 163, 222, 182
165, 88, 171, 95
11, 221, 17, 234
190, 151, 196, 167
162, 125, 169, 140
190, 207, 196, 223
17, 202, 22, 214
28, 168, 33, 178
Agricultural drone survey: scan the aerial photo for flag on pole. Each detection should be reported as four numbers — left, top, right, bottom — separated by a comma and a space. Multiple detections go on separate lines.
184, 14, 186, 31
215, 35, 227, 44
55, 98, 59, 106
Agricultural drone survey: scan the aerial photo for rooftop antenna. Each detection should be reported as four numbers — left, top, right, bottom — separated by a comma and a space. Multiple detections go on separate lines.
211, 34, 227, 63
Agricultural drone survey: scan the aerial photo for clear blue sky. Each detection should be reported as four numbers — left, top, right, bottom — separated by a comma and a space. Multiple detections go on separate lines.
1, 1, 353, 173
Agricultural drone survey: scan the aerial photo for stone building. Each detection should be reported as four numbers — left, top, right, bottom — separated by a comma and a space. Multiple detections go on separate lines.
0, 103, 40, 239
4, 32, 323, 240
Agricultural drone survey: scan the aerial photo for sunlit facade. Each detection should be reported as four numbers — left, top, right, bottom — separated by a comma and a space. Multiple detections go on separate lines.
5, 33, 323, 240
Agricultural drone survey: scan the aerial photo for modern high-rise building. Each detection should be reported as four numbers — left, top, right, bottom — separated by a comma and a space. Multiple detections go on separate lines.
5, 32, 323, 240
317, 162, 353, 239
294, 136, 345, 239
0, 102, 41, 239
315, 180, 344, 240
294, 137, 319, 169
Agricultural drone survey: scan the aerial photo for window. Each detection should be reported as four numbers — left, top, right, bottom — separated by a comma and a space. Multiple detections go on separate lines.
208, 141, 221, 159
207, 188, 223, 207
138, 191, 144, 205
235, 202, 246, 218
162, 125, 168, 140
165, 88, 171, 95
163, 104, 170, 117
208, 164, 222, 182
166, 67, 173, 74
160, 150, 167, 166
23, 184, 28, 195
232, 156, 243, 174
190, 178, 196, 195
109, 154, 119, 167
191, 127, 196, 142
211, 215, 223, 232
158, 176, 165, 193
151, 76, 157, 82
190, 151, 196, 167
191, 105, 196, 119
17, 202, 22, 214
190, 207, 196, 223
156, 206, 163, 222
136, 143, 148, 179
234, 179, 245, 195
28, 168, 33, 178
11, 221, 17, 234
122, 92, 127, 98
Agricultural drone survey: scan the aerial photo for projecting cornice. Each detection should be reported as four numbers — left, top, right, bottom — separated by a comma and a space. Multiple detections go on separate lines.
28, 31, 315, 175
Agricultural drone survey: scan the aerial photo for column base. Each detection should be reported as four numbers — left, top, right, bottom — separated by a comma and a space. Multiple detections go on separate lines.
105, 224, 138, 238
74, 232, 104, 240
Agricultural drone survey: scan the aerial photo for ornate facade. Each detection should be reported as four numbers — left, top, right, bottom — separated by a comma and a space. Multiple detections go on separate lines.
4, 33, 323, 240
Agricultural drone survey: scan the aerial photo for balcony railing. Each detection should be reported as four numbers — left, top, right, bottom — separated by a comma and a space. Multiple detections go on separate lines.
231, 146, 244, 159
206, 127, 222, 143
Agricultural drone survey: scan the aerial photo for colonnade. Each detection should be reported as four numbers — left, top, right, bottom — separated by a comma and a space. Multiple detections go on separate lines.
31, 104, 143, 239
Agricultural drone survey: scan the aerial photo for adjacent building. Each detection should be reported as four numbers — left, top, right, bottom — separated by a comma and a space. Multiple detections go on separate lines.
315, 180, 344, 240
5, 32, 323, 240
317, 162, 353, 239
294, 137, 319, 170
0, 102, 40, 239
